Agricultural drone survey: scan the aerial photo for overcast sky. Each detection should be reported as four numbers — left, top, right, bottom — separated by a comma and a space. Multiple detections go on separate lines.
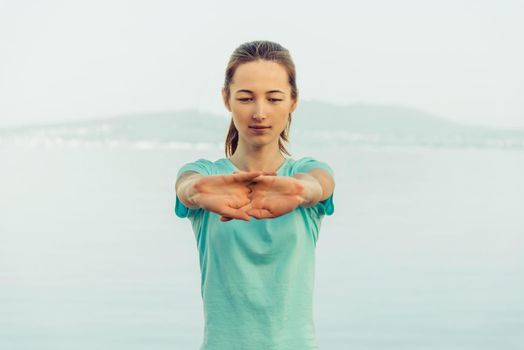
0, 0, 522, 129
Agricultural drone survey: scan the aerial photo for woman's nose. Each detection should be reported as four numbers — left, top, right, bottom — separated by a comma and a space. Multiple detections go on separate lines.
253, 104, 266, 119
253, 112, 265, 120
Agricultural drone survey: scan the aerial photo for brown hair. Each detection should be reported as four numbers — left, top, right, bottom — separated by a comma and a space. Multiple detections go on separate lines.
222, 40, 298, 158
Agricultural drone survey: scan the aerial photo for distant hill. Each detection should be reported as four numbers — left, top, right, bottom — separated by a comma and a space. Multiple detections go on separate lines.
1, 101, 523, 149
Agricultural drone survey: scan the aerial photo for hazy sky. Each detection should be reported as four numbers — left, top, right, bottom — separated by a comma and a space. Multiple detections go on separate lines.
0, 0, 522, 129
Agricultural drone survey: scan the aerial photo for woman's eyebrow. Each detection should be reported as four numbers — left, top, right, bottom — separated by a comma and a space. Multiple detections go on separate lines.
235, 89, 285, 94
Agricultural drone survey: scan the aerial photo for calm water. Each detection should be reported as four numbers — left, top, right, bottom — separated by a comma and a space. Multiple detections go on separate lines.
1, 143, 523, 349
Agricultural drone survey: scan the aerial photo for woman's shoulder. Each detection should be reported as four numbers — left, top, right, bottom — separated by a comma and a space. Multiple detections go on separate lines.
286, 156, 334, 177
177, 158, 216, 177
177, 157, 235, 177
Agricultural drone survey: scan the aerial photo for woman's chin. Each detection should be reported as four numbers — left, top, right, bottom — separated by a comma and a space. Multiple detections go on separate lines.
241, 136, 278, 148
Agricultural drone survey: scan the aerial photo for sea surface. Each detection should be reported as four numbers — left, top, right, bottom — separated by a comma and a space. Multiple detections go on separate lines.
1, 142, 523, 349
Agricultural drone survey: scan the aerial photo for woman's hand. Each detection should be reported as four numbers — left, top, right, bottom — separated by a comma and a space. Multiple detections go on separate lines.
194, 170, 276, 221
218, 172, 325, 222
245, 175, 307, 220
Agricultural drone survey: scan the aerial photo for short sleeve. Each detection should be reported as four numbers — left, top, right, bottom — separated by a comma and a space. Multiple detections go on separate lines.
293, 157, 335, 216
174, 158, 215, 219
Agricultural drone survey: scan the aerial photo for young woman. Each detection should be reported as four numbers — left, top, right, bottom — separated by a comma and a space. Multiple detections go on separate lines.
175, 40, 335, 350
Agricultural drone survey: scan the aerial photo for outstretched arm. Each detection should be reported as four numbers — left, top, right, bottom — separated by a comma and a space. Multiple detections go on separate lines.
176, 170, 276, 221
176, 171, 204, 209
293, 168, 335, 207
240, 168, 335, 220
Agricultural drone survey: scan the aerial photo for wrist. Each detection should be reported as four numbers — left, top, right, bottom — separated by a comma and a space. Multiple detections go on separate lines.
182, 175, 204, 209
292, 173, 323, 207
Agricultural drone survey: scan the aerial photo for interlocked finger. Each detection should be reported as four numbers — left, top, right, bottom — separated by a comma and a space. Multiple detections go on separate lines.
218, 171, 278, 222
220, 202, 252, 222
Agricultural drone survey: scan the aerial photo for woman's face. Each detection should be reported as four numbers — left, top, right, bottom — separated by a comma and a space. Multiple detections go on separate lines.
222, 60, 297, 149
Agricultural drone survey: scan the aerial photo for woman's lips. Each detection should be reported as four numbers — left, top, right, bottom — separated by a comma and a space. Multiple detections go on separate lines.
249, 126, 270, 129
249, 126, 270, 133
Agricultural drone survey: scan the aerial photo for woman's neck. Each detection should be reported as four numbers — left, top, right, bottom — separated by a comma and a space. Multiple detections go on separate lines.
228, 145, 286, 173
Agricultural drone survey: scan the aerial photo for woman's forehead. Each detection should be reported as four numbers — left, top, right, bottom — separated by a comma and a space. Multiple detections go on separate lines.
232, 61, 289, 92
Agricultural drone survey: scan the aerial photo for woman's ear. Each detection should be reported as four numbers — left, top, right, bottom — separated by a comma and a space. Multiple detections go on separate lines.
222, 88, 231, 112
290, 97, 298, 113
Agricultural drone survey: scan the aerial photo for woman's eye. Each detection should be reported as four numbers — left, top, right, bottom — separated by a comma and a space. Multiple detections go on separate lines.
236, 98, 282, 102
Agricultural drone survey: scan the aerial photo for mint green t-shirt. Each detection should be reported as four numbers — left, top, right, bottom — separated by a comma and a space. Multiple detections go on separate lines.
174, 156, 335, 350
